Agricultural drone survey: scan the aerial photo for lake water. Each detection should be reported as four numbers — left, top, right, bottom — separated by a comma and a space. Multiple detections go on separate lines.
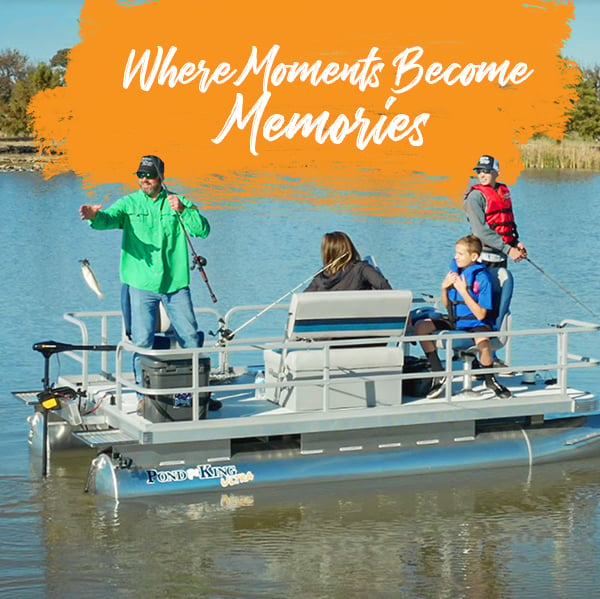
1, 169, 599, 598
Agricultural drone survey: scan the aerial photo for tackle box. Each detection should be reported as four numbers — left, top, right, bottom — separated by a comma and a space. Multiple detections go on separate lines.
140, 355, 211, 422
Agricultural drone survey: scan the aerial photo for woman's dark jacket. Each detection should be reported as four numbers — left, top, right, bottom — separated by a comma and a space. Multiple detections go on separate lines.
305, 261, 392, 292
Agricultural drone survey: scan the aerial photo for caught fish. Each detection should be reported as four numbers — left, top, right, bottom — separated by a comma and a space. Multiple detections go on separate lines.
80, 259, 104, 299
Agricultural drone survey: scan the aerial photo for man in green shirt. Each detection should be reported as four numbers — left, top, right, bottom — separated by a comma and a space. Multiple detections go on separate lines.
79, 155, 211, 386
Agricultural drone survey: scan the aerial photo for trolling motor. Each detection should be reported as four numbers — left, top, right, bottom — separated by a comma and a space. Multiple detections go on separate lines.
33, 340, 117, 391
32, 340, 117, 477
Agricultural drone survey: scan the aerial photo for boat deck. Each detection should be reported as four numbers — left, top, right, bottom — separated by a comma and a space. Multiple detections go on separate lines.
55, 368, 596, 450
11, 302, 600, 498
14, 303, 600, 454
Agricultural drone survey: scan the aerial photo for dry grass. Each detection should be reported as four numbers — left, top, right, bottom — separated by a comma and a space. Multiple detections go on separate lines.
521, 138, 600, 170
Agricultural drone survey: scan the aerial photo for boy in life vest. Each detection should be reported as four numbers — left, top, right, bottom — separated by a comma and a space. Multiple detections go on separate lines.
414, 234, 511, 400
464, 155, 527, 268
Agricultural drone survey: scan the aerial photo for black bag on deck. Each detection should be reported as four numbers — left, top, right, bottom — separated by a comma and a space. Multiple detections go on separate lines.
402, 355, 433, 398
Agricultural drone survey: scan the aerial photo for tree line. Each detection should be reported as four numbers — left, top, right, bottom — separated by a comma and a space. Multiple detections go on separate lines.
1, 47, 599, 141
0, 48, 67, 136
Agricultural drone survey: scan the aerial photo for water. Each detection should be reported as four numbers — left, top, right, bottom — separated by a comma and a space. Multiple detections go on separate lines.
1, 170, 599, 598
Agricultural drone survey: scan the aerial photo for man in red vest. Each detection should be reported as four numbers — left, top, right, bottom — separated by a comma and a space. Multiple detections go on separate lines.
464, 155, 527, 268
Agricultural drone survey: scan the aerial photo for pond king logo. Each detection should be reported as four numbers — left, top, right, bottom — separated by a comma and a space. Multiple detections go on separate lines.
145, 463, 255, 488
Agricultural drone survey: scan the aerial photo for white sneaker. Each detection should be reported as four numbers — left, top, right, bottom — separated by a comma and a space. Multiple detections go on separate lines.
426, 377, 447, 399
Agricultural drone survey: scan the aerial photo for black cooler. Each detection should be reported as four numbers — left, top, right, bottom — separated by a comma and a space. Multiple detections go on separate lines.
140, 356, 211, 422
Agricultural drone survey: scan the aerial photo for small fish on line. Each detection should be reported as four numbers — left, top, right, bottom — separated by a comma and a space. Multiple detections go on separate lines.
80, 259, 104, 299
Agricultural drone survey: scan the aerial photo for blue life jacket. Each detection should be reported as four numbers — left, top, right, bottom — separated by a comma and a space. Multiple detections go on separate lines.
448, 260, 493, 330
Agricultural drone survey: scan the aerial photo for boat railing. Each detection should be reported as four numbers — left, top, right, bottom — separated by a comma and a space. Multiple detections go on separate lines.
430, 319, 599, 399
63, 310, 122, 388
58, 308, 599, 413
216, 303, 290, 373
111, 335, 410, 415
62, 306, 229, 389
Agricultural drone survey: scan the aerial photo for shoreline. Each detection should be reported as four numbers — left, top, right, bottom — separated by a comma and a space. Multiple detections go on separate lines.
0, 138, 47, 172
2, 138, 600, 173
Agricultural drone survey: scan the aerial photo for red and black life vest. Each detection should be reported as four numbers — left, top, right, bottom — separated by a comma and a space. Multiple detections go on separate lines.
466, 183, 519, 246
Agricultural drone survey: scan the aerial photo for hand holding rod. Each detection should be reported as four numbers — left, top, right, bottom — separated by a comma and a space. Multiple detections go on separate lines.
156, 165, 218, 303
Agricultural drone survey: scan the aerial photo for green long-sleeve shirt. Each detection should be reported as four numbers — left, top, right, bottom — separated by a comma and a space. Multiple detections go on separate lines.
90, 189, 210, 293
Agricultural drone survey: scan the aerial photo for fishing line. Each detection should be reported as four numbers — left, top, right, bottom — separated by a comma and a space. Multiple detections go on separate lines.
216, 252, 350, 343
526, 257, 600, 321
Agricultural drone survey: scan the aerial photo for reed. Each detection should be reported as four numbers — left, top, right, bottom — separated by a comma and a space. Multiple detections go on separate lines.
521, 138, 600, 170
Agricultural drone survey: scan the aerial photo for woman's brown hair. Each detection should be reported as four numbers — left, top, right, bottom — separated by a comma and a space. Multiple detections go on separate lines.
321, 231, 360, 275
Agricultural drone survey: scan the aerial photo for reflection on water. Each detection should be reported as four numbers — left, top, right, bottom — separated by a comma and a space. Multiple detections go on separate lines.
31, 455, 600, 599
1, 170, 600, 597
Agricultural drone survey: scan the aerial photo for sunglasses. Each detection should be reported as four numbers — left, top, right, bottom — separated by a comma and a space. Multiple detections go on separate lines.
136, 171, 158, 179
475, 168, 494, 174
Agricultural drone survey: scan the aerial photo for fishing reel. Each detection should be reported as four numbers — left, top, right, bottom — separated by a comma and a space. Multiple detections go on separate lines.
191, 254, 208, 270
208, 318, 235, 345
189, 254, 218, 303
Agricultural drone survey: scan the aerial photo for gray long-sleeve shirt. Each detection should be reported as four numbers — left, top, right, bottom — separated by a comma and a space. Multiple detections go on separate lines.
464, 186, 516, 262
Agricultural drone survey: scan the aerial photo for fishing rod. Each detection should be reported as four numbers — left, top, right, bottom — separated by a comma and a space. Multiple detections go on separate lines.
525, 257, 600, 321
173, 208, 218, 304
213, 252, 350, 344
152, 159, 218, 303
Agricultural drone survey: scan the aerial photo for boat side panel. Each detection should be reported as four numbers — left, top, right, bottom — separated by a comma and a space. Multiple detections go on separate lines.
89, 415, 600, 499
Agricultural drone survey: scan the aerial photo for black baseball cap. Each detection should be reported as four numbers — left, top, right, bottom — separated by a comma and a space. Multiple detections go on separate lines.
473, 154, 499, 173
135, 155, 164, 179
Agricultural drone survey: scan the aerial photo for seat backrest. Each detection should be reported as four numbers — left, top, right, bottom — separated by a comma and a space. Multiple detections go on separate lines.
286, 290, 413, 341
490, 267, 514, 331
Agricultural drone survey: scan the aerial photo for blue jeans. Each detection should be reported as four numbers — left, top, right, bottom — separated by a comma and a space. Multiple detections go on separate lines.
129, 286, 200, 384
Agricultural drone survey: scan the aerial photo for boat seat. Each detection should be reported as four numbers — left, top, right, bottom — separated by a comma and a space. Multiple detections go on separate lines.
263, 289, 412, 411
443, 267, 514, 394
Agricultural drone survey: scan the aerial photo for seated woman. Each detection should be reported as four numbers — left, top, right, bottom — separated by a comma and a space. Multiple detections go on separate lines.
304, 231, 392, 291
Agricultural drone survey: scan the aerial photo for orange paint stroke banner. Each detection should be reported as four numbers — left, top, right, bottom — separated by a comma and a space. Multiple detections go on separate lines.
29, 0, 579, 218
